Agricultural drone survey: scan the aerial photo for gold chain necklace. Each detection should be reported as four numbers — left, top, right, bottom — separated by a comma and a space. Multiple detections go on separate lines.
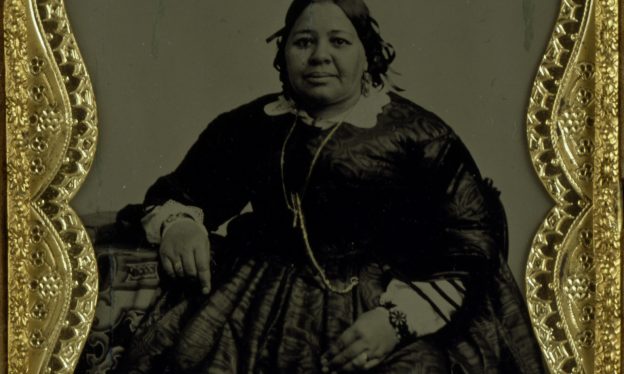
280, 113, 359, 294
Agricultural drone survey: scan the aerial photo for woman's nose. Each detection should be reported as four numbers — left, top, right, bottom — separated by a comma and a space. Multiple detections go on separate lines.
309, 41, 331, 65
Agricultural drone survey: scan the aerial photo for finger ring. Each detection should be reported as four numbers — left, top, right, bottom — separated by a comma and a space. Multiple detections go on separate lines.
357, 351, 368, 364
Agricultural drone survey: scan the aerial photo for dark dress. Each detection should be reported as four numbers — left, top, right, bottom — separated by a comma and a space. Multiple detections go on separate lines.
119, 92, 546, 373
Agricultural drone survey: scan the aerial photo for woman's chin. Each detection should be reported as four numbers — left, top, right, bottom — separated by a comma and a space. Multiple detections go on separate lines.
296, 91, 357, 112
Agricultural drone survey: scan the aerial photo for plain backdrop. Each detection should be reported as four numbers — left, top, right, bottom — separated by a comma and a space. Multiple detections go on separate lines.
65, 1, 559, 286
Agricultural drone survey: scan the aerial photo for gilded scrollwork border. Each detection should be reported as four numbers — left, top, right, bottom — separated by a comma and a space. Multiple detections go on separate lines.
2, 1, 621, 374
525, 0, 621, 373
525, 0, 595, 370
5, 0, 98, 372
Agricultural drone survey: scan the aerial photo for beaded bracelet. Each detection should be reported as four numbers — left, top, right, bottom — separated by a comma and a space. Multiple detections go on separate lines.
381, 303, 412, 343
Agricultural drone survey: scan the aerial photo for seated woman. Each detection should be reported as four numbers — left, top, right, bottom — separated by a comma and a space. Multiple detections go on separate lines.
119, 0, 546, 372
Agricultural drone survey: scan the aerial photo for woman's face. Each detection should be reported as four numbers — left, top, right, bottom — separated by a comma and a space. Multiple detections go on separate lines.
284, 2, 367, 113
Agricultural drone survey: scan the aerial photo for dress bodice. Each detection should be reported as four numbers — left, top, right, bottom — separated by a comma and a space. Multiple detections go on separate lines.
142, 92, 500, 279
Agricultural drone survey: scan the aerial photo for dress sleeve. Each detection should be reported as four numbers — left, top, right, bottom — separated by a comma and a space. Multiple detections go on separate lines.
384, 130, 502, 280
428, 133, 501, 266
142, 111, 256, 232
380, 128, 506, 333
379, 277, 466, 338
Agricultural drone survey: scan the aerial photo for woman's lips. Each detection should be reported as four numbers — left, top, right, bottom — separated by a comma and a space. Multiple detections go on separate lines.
304, 73, 337, 83
305, 72, 335, 77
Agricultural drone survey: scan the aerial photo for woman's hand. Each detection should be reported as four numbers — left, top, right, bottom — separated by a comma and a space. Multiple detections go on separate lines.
321, 308, 399, 373
159, 219, 212, 294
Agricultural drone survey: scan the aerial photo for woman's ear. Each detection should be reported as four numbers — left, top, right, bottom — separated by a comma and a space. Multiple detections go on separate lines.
361, 70, 372, 96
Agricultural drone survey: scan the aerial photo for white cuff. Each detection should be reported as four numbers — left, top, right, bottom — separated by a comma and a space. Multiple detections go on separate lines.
379, 278, 466, 337
141, 200, 206, 244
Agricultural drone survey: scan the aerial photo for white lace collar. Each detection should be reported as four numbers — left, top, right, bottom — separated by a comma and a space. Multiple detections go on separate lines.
263, 90, 391, 129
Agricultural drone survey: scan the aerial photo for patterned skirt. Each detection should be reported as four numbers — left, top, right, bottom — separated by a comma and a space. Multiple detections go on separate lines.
117, 253, 466, 374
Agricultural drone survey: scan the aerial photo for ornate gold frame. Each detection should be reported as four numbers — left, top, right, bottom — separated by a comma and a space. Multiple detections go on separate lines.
2, 0, 621, 373
525, 0, 621, 373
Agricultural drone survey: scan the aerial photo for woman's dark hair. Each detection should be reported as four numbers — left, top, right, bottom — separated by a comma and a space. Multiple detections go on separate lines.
267, 0, 396, 93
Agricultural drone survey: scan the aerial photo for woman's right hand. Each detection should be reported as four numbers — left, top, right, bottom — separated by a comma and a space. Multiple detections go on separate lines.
159, 219, 212, 294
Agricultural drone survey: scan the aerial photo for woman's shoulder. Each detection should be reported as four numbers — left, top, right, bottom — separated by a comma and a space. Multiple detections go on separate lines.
381, 92, 455, 142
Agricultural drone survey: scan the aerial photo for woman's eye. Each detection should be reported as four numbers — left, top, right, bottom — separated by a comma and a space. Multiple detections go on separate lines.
331, 38, 351, 47
293, 38, 314, 48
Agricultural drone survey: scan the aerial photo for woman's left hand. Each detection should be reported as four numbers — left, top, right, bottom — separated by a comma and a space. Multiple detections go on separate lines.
321, 307, 399, 373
